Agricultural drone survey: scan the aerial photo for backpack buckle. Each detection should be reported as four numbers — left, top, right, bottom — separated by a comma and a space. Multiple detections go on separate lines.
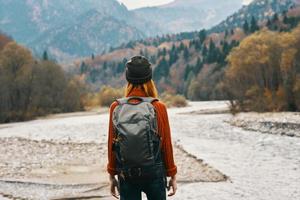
137, 168, 142, 176
128, 168, 142, 177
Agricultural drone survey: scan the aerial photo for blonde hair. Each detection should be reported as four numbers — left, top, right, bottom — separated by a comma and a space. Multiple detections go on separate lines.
125, 79, 158, 98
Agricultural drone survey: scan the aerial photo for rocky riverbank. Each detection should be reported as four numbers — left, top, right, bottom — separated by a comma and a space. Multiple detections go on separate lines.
0, 136, 226, 200
0, 101, 299, 200
229, 112, 300, 137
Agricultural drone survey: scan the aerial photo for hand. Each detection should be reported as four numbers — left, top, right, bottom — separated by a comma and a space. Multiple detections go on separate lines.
167, 175, 177, 196
109, 175, 120, 199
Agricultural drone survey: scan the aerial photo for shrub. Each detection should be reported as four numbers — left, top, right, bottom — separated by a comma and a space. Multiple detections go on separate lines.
294, 76, 300, 109
98, 86, 124, 107
81, 93, 100, 110
160, 92, 188, 107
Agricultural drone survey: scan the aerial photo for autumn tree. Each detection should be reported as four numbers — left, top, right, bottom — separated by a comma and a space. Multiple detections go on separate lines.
0, 32, 12, 51
0, 42, 84, 123
224, 25, 300, 112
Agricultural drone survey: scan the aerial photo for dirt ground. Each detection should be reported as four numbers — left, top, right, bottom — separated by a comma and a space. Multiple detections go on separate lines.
0, 137, 226, 200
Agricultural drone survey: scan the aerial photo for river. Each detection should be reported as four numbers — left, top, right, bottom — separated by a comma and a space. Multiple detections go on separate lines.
0, 101, 299, 200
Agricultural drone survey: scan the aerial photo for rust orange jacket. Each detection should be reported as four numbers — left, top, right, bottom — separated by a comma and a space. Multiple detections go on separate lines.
107, 87, 177, 177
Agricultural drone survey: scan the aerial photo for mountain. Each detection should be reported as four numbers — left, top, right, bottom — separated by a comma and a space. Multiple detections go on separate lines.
72, 0, 300, 99
0, 0, 247, 61
211, 0, 297, 32
132, 0, 244, 34
0, 0, 147, 60
29, 9, 145, 61
3, 0, 296, 61
0, 0, 130, 43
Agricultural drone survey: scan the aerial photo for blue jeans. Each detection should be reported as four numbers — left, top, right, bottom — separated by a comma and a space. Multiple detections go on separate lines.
118, 176, 167, 200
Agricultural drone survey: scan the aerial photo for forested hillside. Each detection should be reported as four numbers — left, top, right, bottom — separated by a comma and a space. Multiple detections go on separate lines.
133, 0, 243, 33
0, 0, 154, 61
71, 0, 300, 107
0, 0, 244, 61
211, 0, 295, 32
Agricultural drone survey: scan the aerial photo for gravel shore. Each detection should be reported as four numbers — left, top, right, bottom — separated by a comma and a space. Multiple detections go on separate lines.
0, 125, 226, 199
0, 101, 300, 200
229, 112, 300, 137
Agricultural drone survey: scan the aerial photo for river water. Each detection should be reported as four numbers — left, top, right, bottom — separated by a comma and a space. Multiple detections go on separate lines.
169, 102, 300, 200
0, 101, 299, 200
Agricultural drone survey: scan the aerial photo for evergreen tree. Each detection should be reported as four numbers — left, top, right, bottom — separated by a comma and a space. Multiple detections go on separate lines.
122, 58, 128, 65
184, 71, 195, 97
171, 44, 176, 52
207, 39, 216, 63
202, 45, 208, 57
189, 40, 194, 48
89, 68, 100, 83
209, 39, 216, 51
272, 13, 279, 23
243, 20, 249, 33
222, 41, 229, 53
169, 50, 178, 66
153, 57, 169, 80
80, 61, 88, 74
125, 41, 134, 49
179, 42, 185, 51
250, 16, 259, 33
230, 40, 239, 48
140, 49, 144, 56
91, 53, 95, 60
194, 39, 202, 50
150, 55, 156, 64
116, 62, 124, 74
267, 18, 272, 28
199, 29, 207, 44
194, 57, 203, 74
183, 46, 189, 61
162, 48, 167, 56
225, 30, 229, 38
283, 15, 289, 24
184, 64, 192, 81
157, 49, 163, 57
43, 50, 48, 61
103, 61, 108, 70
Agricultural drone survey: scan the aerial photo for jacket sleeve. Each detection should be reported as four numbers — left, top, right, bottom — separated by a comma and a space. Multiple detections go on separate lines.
107, 101, 118, 175
154, 101, 177, 177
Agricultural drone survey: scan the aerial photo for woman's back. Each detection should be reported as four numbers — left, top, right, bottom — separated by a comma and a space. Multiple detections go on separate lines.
107, 56, 177, 200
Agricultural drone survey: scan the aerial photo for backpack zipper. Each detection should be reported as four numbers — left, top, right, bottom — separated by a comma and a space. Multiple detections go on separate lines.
147, 123, 153, 158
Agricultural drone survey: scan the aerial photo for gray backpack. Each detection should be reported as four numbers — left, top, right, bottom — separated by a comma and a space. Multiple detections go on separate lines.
112, 96, 165, 181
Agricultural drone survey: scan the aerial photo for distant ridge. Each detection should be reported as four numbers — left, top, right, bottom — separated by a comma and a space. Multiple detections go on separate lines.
210, 0, 295, 32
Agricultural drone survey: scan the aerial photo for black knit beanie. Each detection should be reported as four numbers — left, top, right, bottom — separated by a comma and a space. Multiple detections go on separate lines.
125, 56, 152, 85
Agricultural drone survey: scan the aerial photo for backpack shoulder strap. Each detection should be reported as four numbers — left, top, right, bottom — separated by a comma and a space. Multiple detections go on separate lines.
115, 96, 159, 105
140, 97, 159, 104
115, 97, 129, 105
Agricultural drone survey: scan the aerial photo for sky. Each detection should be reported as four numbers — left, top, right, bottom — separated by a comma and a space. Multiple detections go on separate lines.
117, 0, 173, 10
118, 0, 254, 10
